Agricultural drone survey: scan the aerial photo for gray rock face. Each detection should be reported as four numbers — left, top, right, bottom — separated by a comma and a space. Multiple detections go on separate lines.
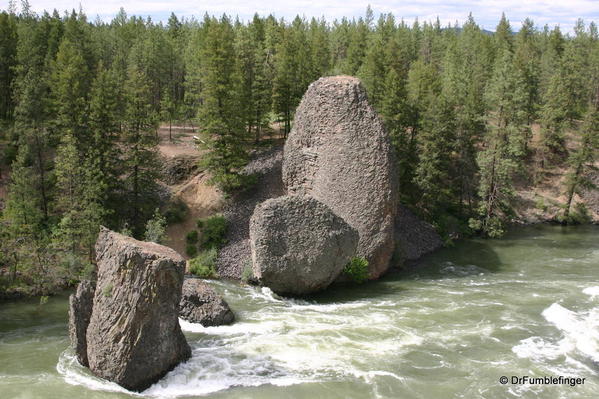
68, 280, 95, 367
250, 195, 359, 295
179, 279, 234, 326
86, 227, 191, 392
395, 205, 443, 262
283, 76, 398, 278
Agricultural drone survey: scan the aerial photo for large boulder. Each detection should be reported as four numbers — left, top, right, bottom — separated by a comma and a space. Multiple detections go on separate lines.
179, 279, 234, 326
86, 227, 191, 392
68, 280, 95, 367
283, 76, 398, 278
250, 195, 358, 296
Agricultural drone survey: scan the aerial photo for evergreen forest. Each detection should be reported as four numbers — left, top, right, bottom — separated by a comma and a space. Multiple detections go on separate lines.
1, 2, 598, 295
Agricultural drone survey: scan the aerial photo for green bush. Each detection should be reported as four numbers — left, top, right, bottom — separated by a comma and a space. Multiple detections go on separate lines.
241, 260, 254, 283
210, 172, 257, 194
343, 257, 369, 284
185, 244, 198, 257
200, 215, 227, 249
186, 230, 199, 244
163, 199, 188, 224
189, 248, 218, 278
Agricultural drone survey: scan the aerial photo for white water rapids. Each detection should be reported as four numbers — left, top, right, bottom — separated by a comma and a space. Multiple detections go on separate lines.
1, 225, 597, 399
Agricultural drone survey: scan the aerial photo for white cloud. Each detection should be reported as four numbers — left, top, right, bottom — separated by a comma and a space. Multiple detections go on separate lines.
2, 0, 598, 32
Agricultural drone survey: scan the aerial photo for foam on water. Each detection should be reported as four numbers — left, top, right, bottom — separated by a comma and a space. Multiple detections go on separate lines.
543, 302, 599, 363
583, 286, 599, 300
143, 344, 307, 398
57, 351, 139, 395
513, 290, 599, 373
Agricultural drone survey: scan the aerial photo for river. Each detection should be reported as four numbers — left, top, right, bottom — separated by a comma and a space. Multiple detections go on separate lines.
1, 224, 597, 398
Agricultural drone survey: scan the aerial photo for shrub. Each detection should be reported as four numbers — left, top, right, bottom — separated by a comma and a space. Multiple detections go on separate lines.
186, 230, 199, 244
343, 257, 369, 283
241, 259, 254, 283
163, 199, 188, 224
186, 244, 198, 257
201, 215, 227, 249
144, 208, 167, 243
210, 172, 257, 194
189, 248, 218, 278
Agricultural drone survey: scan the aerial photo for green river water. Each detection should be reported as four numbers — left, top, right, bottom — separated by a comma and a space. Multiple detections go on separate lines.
1, 225, 598, 399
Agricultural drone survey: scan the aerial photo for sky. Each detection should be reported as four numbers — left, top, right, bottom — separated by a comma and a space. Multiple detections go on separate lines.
2, 0, 599, 33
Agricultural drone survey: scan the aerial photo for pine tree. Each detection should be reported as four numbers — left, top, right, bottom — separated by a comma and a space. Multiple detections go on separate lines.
160, 87, 177, 142
344, 17, 369, 75
539, 65, 569, 160
88, 65, 123, 224
197, 16, 248, 191
122, 65, 161, 236
414, 94, 457, 223
470, 49, 529, 237
441, 19, 489, 214
53, 131, 106, 261
494, 13, 513, 53
380, 68, 418, 203
487, 50, 530, 154
0, 11, 17, 121
50, 38, 90, 142
246, 14, 273, 143
273, 17, 312, 137
308, 17, 331, 78
514, 18, 541, 124
1, 142, 52, 288
470, 132, 519, 237
358, 15, 392, 109
3, 143, 45, 238
406, 58, 441, 125
562, 104, 599, 222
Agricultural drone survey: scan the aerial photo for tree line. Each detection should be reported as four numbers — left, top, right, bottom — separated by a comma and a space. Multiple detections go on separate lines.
0, 2, 598, 294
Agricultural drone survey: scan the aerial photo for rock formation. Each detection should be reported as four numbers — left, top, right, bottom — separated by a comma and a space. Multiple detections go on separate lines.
85, 227, 191, 392
68, 280, 95, 367
283, 76, 398, 278
395, 205, 443, 262
250, 195, 359, 295
179, 279, 235, 326
218, 147, 444, 280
